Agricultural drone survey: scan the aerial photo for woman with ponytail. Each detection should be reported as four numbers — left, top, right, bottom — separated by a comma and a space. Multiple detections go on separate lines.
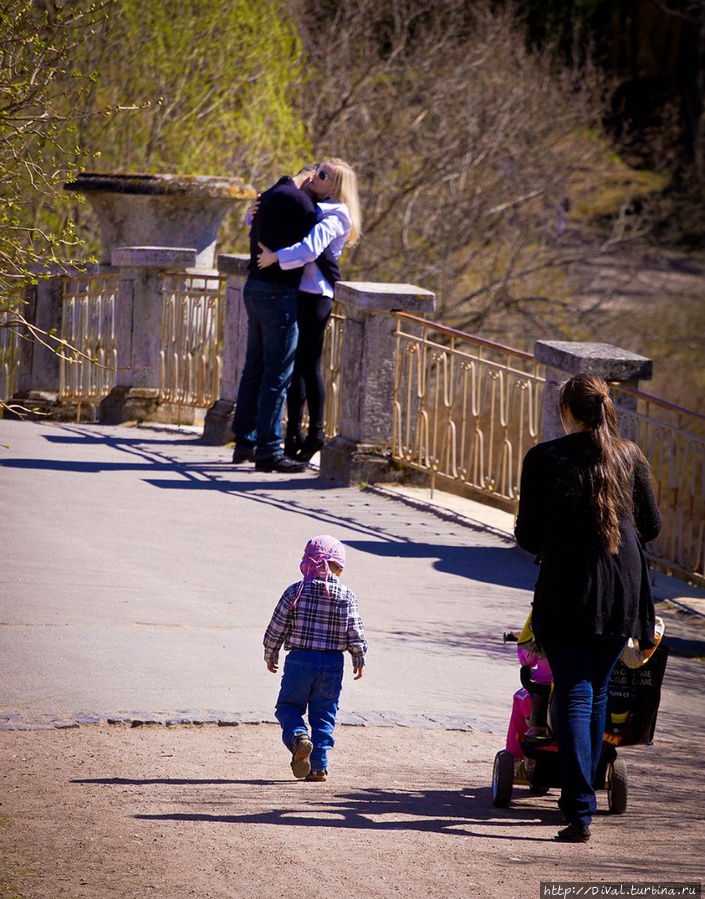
515, 373, 661, 842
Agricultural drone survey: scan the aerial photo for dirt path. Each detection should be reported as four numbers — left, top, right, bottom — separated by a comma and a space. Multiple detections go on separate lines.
0, 721, 702, 899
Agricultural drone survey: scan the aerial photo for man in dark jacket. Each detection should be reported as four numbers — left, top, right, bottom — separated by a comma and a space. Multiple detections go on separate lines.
232, 170, 320, 473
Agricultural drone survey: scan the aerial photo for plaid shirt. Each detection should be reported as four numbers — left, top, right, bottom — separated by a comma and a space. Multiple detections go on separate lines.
263, 576, 367, 668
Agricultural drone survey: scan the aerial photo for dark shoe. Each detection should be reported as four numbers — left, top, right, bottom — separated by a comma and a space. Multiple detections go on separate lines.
555, 823, 591, 843
255, 454, 308, 473
523, 726, 553, 746
284, 436, 303, 458
290, 733, 313, 779
232, 447, 255, 464
297, 436, 325, 463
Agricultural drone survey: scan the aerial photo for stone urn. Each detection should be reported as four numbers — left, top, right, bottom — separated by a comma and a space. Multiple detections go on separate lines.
64, 171, 256, 269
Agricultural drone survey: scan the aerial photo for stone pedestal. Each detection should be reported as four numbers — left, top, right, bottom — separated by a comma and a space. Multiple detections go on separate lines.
534, 340, 654, 441
319, 281, 435, 485
202, 254, 250, 445
99, 247, 197, 425
64, 172, 255, 269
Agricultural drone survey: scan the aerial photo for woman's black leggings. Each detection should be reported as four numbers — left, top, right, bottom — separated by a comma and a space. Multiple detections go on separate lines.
286, 292, 333, 444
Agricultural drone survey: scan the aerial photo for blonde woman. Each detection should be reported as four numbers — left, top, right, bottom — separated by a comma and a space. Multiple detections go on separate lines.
258, 158, 361, 462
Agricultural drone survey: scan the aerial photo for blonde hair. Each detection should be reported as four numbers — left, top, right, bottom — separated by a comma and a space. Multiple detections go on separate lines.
320, 157, 362, 247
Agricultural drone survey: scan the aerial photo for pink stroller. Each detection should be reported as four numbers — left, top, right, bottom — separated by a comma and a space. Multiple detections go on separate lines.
492, 620, 668, 813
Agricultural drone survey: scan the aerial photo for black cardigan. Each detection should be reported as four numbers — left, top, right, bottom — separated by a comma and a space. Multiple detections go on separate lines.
248, 176, 319, 286
514, 431, 662, 647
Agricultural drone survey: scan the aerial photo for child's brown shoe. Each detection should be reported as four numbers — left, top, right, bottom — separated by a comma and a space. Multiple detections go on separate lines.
290, 734, 313, 778
305, 769, 327, 782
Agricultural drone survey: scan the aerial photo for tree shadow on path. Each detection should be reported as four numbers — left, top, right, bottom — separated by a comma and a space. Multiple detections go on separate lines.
132, 784, 560, 841
6, 423, 538, 592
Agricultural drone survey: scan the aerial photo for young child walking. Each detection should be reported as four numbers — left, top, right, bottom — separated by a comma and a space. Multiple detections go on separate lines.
263, 535, 367, 781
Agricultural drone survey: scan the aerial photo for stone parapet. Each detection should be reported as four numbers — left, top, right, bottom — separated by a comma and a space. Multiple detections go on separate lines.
16, 263, 85, 397
535, 340, 654, 441
202, 254, 250, 445
99, 247, 201, 425
320, 281, 435, 485
111, 246, 197, 269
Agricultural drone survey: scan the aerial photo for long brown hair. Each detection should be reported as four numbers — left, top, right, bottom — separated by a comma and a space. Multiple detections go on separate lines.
560, 373, 643, 554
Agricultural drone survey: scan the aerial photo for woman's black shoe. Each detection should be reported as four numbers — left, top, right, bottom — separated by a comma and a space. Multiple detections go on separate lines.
297, 436, 325, 463
284, 436, 303, 458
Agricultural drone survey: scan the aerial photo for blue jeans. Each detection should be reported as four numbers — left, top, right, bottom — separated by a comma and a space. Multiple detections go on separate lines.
543, 634, 626, 827
275, 649, 344, 772
232, 279, 299, 460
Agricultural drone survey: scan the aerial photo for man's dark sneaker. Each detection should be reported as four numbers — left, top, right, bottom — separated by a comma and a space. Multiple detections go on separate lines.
255, 454, 308, 473
555, 823, 591, 843
232, 447, 255, 464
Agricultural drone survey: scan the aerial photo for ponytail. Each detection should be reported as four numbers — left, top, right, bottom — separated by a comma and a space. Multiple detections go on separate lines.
560, 374, 640, 554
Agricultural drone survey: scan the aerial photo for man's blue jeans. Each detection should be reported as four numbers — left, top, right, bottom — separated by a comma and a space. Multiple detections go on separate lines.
543, 634, 626, 827
232, 278, 299, 460
275, 649, 344, 772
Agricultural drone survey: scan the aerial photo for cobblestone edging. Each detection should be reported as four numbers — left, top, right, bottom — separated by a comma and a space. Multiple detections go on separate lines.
0, 709, 500, 734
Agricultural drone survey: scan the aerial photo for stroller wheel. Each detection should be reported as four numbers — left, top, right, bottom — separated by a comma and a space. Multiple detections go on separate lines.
492, 750, 514, 808
607, 757, 628, 814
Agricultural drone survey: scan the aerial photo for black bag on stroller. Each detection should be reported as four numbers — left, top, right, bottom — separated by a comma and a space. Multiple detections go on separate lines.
604, 644, 669, 747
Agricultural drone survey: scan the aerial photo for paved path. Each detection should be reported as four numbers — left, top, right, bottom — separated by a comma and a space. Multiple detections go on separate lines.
1, 419, 703, 740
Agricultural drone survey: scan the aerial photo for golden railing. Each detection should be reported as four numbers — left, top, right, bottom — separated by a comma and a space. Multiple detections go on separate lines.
392, 313, 545, 511
59, 274, 120, 402
25, 269, 705, 587
159, 272, 226, 409
614, 385, 705, 586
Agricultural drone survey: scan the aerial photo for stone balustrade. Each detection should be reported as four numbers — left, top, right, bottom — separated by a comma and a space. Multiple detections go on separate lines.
318, 281, 435, 485
100, 247, 199, 425
535, 340, 653, 441
7, 169, 657, 488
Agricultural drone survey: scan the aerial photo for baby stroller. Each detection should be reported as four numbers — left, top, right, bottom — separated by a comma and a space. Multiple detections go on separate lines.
491, 616, 668, 814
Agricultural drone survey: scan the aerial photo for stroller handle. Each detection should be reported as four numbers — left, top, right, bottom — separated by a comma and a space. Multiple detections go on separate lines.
519, 664, 551, 695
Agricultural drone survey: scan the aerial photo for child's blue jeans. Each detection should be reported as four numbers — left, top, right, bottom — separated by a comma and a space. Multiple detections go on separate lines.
275, 649, 344, 772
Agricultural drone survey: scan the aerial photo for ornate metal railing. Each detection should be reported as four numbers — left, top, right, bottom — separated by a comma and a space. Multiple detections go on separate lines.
392, 313, 545, 511
159, 272, 226, 409
615, 385, 705, 586
59, 274, 120, 402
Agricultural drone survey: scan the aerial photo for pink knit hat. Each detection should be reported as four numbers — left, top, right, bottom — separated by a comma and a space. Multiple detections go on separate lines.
292, 535, 346, 605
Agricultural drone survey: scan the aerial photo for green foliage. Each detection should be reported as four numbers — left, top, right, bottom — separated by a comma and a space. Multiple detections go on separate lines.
0, 0, 110, 308
66, 0, 311, 254
84, 0, 307, 175
0, 0, 311, 289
